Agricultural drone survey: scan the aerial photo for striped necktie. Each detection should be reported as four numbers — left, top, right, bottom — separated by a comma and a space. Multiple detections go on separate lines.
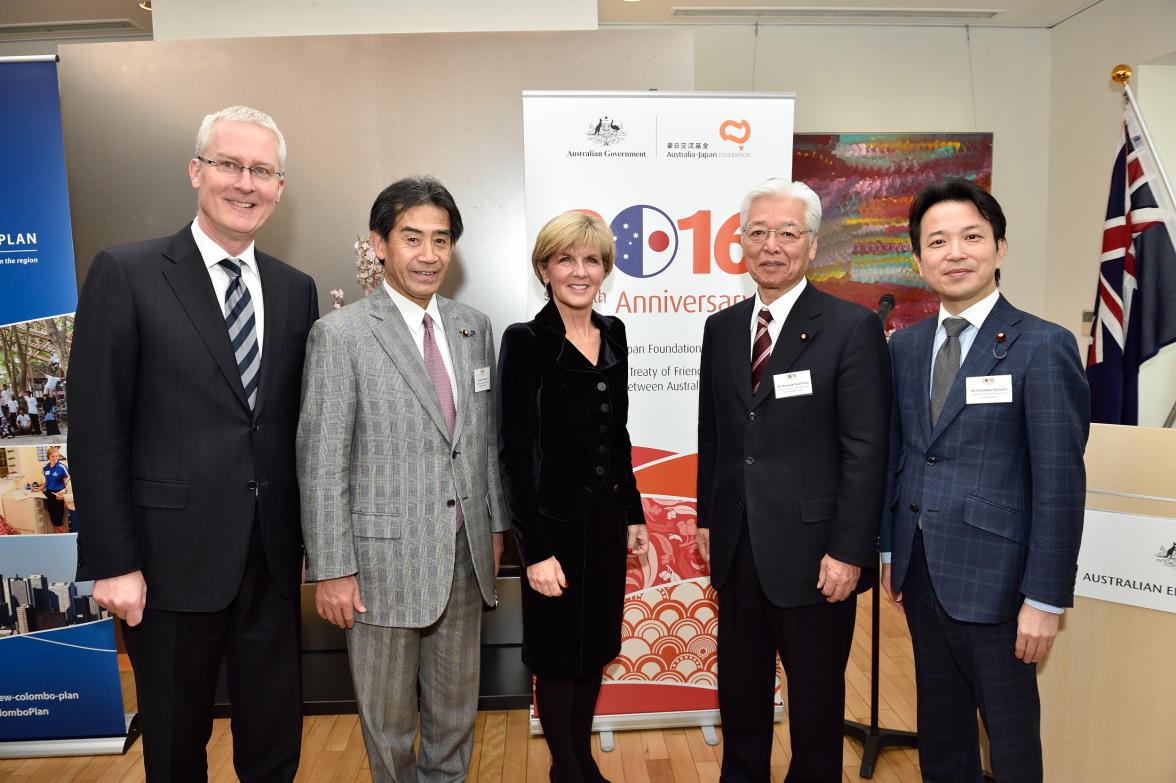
751, 307, 773, 393
218, 259, 260, 410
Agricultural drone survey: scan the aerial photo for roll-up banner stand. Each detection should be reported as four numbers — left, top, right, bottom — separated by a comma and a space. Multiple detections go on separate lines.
521, 91, 795, 741
0, 55, 138, 759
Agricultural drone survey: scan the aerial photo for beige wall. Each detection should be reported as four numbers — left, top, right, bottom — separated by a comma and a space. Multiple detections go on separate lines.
685, 23, 1052, 318
1046, 0, 1176, 339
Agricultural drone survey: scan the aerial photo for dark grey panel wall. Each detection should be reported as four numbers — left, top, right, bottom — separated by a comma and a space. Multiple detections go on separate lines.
58, 31, 693, 333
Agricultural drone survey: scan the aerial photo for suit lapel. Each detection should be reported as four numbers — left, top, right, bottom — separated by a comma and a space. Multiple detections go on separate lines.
929, 295, 1024, 442
750, 283, 821, 409
159, 229, 250, 412
251, 253, 288, 419
439, 297, 470, 447
368, 289, 451, 441
909, 317, 937, 444
724, 298, 756, 410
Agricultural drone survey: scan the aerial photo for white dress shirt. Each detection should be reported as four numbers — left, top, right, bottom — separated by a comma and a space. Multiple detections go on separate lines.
191, 218, 266, 352
749, 277, 808, 357
926, 287, 1001, 397
382, 280, 459, 406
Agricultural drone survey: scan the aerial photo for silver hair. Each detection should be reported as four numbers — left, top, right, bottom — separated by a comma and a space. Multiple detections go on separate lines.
739, 178, 822, 235
194, 105, 287, 173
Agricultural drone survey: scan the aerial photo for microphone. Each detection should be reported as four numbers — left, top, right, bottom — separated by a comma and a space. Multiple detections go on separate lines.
876, 293, 896, 325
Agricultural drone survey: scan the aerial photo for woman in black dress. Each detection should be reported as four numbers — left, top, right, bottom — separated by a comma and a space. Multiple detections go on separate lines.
497, 211, 648, 783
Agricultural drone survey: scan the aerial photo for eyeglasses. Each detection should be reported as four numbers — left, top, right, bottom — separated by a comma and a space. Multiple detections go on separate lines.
196, 156, 283, 182
742, 226, 810, 245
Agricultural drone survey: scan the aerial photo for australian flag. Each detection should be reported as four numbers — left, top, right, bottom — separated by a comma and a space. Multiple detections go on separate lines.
1086, 108, 1176, 425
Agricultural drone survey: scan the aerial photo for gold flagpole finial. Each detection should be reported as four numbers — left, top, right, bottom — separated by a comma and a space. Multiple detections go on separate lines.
1111, 64, 1133, 85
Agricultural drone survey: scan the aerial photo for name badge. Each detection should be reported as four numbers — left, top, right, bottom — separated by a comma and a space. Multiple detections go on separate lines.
965, 374, 1012, 404
773, 370, 813, 399
473, 367, 491, 393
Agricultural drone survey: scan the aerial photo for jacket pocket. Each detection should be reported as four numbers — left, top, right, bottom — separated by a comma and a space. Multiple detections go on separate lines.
962, 494, 1028, 544
351, 510, 402, 539
800, 494, 836, 524
130, 478, 188, 509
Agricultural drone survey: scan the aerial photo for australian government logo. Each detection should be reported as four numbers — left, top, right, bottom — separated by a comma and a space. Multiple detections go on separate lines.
566, 116, 645, 159
1078, 539, 1176, 601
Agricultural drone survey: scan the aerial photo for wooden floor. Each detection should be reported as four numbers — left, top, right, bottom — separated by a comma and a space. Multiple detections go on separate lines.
0, 593, 921, 782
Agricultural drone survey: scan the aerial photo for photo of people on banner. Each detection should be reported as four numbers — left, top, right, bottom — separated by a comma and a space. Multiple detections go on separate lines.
0, 445, 75, 537
0, 316, 71, 445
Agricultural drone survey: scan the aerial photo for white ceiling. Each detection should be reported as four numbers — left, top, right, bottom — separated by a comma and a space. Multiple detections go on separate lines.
597, 0, 1103, 27
0, 0, 1104, 44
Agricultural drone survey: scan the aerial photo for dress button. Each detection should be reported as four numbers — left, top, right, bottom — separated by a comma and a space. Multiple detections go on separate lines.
910, 503, 920, 513
926, 455, 937, 465
446, 499, 456, 508
600, 403, 610, 413
748, 411, 757, 421
598, 444, 608, 454
595, 466, 606, 476
596, 381, 607, 391
247, 480, 258, 491
745, 457, 754, 465
599, 424, 608, 434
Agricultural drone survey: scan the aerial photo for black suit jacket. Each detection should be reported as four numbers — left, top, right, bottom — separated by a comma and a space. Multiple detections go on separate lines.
497, 300, 645, 566
696, 283, 891, 607
71, 226, 319, 612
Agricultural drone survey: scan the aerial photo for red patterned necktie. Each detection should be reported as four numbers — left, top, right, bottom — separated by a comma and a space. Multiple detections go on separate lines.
751, 307, 773, 393
422, 313, 462, 531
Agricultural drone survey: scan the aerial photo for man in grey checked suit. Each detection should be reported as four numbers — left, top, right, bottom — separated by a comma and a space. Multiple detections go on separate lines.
880, 179, 1089, 782
298, 177, 508, 782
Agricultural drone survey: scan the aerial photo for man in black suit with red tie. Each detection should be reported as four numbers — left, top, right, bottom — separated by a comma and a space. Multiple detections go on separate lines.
697, 178, 892, 782
70, 106, 318, 781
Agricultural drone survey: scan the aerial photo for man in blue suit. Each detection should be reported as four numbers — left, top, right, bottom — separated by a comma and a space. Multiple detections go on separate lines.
880, 179, 1089, 782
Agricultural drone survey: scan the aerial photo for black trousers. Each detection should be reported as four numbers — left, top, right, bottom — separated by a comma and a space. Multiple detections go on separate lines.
903, 530, 1042, 783
44, 492, 66, 529
123, 518, 302, 782
717, 521, 856, 783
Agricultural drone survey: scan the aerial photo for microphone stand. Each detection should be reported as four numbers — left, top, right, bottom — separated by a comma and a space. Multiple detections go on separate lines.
842, 560, 918, 778
843, 297, 917, 777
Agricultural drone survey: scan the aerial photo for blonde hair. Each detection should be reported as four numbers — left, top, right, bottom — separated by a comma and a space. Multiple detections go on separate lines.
530, 212, 615, 284
46, 445, 60, 458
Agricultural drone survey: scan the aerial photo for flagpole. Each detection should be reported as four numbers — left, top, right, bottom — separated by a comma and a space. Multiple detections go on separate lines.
1113, 65, 1176, 429
1114, 66, 1176, 219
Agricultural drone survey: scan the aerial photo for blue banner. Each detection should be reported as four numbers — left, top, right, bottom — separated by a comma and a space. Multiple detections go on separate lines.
0, 60, 77, 327
0, 533, 126, 742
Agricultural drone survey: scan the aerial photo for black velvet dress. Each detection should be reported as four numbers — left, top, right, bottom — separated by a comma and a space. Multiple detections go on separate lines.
496, 300, 647, 679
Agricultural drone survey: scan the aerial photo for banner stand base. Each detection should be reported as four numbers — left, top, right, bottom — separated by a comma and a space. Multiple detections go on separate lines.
530, 706, 783, 749
0, 712, 140, 759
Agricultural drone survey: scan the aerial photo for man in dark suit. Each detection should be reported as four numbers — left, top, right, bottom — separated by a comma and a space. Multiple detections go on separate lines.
70, 106, 319, 781
697, 178, 892, 782
880, 179, 1089, 782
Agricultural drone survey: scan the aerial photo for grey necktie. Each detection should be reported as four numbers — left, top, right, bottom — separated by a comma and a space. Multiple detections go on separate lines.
930, 317, 969, 427
218, 259, 260, 410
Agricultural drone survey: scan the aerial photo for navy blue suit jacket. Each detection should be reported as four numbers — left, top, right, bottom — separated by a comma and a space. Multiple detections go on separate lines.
880, 295, 1089, 623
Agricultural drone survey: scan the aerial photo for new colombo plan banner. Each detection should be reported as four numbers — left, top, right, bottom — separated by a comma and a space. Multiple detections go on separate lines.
522, 91, 794, 724
0, 59, 78, 326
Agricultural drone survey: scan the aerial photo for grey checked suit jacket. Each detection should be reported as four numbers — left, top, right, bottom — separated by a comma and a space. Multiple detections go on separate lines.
297, 288, 509, 628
